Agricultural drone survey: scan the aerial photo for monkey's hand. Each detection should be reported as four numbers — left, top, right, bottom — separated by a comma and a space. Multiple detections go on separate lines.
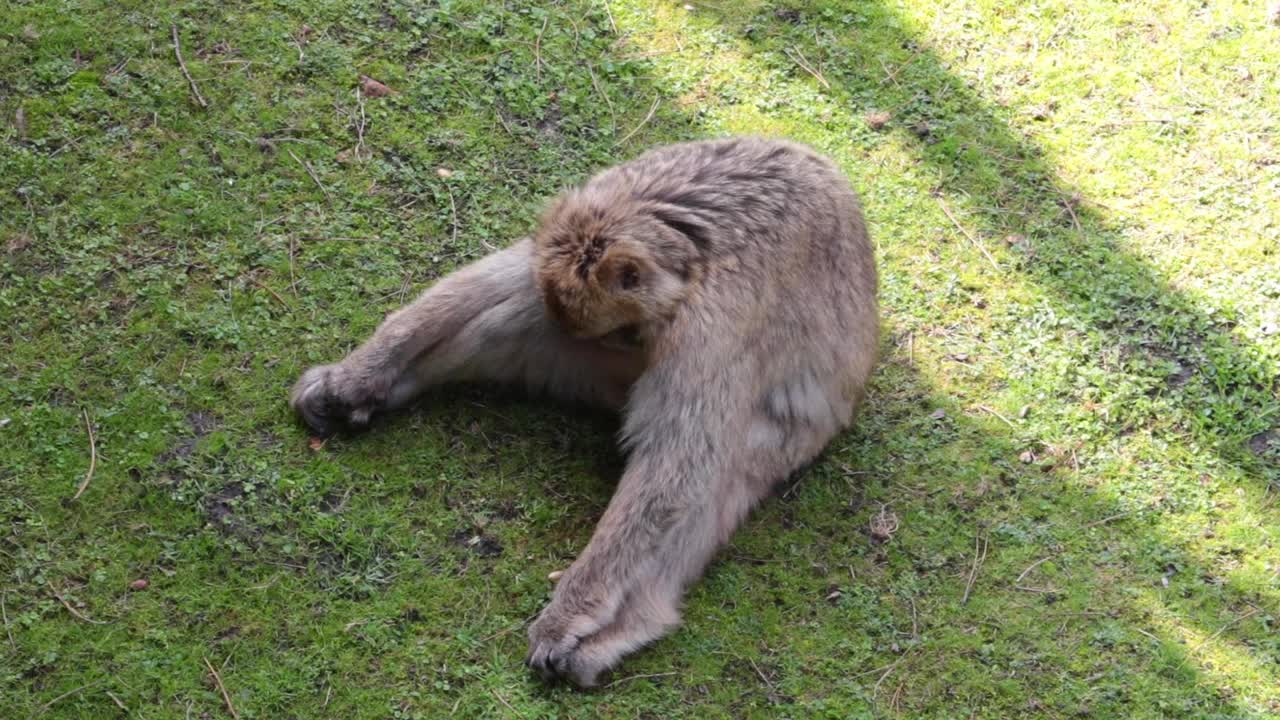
289, 363, 387, 436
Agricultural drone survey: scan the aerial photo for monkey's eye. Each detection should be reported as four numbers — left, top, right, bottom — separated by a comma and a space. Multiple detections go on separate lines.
619, 263, 640, 290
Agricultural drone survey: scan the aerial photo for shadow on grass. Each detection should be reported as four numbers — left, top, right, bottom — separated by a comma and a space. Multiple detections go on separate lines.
307, 0, 1278, 713
634, 0, 1277, 714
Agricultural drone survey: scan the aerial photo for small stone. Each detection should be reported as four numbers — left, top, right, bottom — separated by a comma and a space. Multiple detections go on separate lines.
547, 570, 564, 582
436, 167, 454, 179
1019, 450, 1036, 464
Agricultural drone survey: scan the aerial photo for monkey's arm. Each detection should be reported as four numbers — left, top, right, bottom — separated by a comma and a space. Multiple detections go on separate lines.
290, 239, 641, 434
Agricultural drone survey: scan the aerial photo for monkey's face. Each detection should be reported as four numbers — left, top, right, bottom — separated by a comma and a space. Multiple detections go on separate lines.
533, 193, 696, 347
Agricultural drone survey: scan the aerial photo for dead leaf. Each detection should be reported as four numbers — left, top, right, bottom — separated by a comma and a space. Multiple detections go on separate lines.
865, 110, 891, 130
5, 232, 32, 254
308, 436, 326, 451
129, 579, 149, 590
869, 505, 900, 542
359, 75, 395, 98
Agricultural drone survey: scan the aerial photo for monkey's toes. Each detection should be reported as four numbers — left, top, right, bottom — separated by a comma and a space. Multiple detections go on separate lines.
525, 616, 606, 688
288, 364, 379, 436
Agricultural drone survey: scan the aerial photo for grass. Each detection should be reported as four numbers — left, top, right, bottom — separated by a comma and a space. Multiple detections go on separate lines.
2, 0, 1278, 717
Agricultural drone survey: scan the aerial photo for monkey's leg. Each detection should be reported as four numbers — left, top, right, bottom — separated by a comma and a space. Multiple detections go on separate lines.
524, 446, 766, 686
526, 363, 851, 686
290, 239, 642, 435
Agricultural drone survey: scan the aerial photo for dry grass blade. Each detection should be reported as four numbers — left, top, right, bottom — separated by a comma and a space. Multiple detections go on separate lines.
938, 198, 1001, 272
49, 583, 107, 625
34, 680, 103, 716
72, 408, 96, 500
286, 148, 332, 203
1, 594, 15, 652
616, 96, 660, 146
249, 277, 290, 308
1015, 556, 1052, 584
977, 404, 1018, 429
785, 47, 830, 89
203, 656, 241, 720
1178, 607, 1261, 670
962, 533, 988, 604
491, 689, 523, 717
606, 671, 678, 687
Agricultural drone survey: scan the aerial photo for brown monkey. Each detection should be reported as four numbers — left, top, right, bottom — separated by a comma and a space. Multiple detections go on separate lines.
290, 137, 878, 686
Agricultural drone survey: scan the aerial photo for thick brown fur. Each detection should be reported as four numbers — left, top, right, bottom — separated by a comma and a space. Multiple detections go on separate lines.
289, 137, 878, 687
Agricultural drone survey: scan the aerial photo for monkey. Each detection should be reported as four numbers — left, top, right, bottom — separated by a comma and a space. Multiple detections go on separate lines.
289, 136, 879, 687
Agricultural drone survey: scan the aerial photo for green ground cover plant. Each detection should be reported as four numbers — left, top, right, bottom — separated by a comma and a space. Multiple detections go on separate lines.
2, 1, 1277, 717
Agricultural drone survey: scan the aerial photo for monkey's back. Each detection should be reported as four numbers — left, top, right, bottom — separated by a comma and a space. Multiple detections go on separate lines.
597, 137, 879, 421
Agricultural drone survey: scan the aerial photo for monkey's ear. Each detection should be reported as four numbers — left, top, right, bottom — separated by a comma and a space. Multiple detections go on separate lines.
598, 247, 646, 291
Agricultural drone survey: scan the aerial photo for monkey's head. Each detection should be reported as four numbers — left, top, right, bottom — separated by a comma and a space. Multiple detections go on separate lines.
533, 187, 703, 348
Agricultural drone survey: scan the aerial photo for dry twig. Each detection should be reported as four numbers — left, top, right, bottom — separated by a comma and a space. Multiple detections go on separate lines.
785, 47, 830, 89
1084, 512, 1129, 528
49, 583, 107, 625
72, 408, 96, 500
249, 277, 290, 308
606, 671, 678, 687
491, 689, 522, 717
616, 96, 660, 146
1, 594, 15, 652
601, 0, 618, 34
203, 656, 241, 720
961, 533, 988, 604
171, 25, 208, 109
534, 16, 549, 81
286, 148, 332, 203
938, 198, 1001, 272
977, 404, 1018, 429
354, 87, 367, 161
36, 680, 103, 716
587, 63, 616, 135
1015, 556, 1052, 584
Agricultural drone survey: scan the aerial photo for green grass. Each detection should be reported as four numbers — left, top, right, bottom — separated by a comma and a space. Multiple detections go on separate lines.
2, 0, 1278, 717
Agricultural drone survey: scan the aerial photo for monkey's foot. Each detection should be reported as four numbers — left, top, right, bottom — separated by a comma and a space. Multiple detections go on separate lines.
525, 608, 610, 688
288, 364, 386, 436
526, 576, 679, 688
